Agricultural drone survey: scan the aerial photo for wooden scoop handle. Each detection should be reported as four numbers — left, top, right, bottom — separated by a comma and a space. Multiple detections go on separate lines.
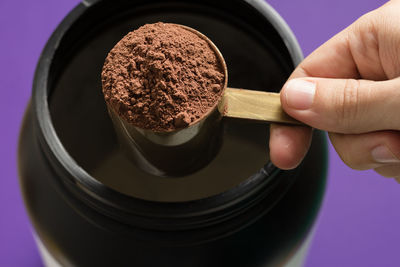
218, 87, 302, 125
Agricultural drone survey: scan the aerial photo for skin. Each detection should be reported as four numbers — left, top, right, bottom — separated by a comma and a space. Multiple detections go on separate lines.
269, 0, 400, 182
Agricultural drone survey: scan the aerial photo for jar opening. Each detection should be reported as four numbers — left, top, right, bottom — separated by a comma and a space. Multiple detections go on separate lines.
32, 0, 303, 232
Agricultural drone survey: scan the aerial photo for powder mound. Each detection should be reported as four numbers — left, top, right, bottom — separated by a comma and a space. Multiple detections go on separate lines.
101, 22, 226, 132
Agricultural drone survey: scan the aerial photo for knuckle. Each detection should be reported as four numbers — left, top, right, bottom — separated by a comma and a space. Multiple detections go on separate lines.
380, 131, 400, 158
374, 168, 391, 178
338, 152, 357, 169
353, 7, 381, 32
335, 79, 361, 132
349, 16, 379, 57
341, 155, 365, 171
329, 133, 363, 170
374, 165, 400, 178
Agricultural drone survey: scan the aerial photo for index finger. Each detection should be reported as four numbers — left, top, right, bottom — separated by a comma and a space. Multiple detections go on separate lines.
270, 17, 360, 169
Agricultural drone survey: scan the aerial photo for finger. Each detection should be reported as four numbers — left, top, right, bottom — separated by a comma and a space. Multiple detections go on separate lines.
270, 15, 358, 171
290, 6, 388, 81
289, 28, 360, 80
328, 131, 400, 170
280, 77, 400, 133
374, 165, 400, 178
269, 124, 312, 170
269, 15, 363, 171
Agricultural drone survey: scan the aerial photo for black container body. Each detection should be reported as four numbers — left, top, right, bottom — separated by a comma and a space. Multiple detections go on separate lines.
18, 0, 328, 266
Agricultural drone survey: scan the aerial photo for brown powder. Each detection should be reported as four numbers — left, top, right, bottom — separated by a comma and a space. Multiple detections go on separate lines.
101, 22, 226, 132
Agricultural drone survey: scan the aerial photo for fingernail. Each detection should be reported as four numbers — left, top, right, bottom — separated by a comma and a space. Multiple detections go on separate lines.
371, 145, 400, 164
284, 79, 316, 110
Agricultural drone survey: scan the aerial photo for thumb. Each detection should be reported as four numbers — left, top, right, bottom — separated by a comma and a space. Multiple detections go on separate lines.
280, 77, 400, 134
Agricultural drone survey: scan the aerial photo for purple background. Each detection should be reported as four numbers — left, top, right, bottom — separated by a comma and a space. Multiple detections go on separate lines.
0, 0, 396, 266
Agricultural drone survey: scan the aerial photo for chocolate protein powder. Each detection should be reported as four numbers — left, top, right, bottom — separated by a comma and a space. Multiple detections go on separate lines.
102, 22, 226, 132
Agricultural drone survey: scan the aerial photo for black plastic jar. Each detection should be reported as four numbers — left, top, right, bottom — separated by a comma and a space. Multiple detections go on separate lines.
18, 0, 328, 266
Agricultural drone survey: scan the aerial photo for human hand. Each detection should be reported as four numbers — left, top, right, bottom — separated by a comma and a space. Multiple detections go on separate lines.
270, 0, 400, 181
